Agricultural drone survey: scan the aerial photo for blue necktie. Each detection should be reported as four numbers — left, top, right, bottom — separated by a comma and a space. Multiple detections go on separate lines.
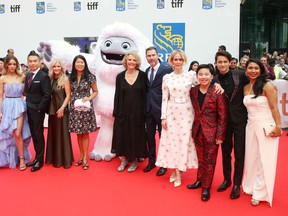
149, 68, 154, 84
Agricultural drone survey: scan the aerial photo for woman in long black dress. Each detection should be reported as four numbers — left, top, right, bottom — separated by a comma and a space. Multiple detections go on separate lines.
46, 59, 74, 168
111, 52, 147, 172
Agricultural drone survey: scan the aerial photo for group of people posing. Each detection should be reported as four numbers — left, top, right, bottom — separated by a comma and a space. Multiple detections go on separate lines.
0, 47, 282, 208
0, 52, 98, 172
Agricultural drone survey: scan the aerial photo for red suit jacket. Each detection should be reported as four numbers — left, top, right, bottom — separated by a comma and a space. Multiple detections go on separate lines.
190, 85, 228, 143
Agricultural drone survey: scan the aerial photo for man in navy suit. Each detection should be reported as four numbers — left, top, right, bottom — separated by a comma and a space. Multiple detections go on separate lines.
25, 51, 51, 172
143, 46, 172, 176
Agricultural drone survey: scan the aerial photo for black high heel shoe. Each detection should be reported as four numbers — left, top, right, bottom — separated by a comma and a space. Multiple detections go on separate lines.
19, 157, 26, 171
83, 163, 89, 170
75, 159, 83, 166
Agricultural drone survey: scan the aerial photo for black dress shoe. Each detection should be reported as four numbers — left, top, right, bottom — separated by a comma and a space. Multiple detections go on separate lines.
143, 163, 156, 172
31, 161, 43, 172
217, 180, 232, 192
201, 188, 210, 201
156, 167, 167, 176
26, 159, 37, 167
187, 180, 201, 189
230, 185, 240, 199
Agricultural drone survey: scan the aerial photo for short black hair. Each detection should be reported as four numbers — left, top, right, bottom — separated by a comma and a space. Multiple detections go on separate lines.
196, 64, 214, 75
27, 50, 40, 59
218, 45, 226, 51
231, 57, 238, 63
215, 51, 232, 62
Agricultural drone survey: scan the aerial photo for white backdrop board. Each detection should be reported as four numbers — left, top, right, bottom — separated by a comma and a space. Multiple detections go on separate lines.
272, 79, 288, 128
0, 0, 240, 68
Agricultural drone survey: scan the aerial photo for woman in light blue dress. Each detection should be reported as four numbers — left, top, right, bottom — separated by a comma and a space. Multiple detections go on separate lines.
0, 56, 31, 170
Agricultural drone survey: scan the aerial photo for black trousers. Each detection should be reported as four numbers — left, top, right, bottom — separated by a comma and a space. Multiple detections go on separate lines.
220, 121, 246, 186
27, 108, 46, 163
145, 109, 162, 164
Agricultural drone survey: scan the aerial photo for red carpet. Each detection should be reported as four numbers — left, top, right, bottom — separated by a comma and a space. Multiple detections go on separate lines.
1, 129, 287, 216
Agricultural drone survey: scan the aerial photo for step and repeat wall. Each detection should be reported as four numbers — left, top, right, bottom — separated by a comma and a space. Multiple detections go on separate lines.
273, 80, 288, 128
1, 0, 287, 127
0, 0, 240, 66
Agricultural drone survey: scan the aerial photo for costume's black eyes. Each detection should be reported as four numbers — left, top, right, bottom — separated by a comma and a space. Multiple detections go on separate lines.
104, 40, 112, 47
122, 42, 131, 50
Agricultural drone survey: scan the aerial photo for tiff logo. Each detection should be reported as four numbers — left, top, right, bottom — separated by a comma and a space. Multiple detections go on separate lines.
171, 0, 183, 8
10, 5, 20, 12
280, 93, 288, 116
87, 2, 98, 10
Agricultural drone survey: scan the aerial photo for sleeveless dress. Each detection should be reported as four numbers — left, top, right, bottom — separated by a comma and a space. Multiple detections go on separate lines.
0, 83, 31, 168
46, 78, 74, 168
242, 95, 279, 207
155, 72, 198, 171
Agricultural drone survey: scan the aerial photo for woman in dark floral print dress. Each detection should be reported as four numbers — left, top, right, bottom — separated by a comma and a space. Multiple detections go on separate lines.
69, 55, 98, 170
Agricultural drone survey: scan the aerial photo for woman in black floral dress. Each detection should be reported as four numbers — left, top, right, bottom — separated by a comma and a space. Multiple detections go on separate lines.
69, 55, 98, 170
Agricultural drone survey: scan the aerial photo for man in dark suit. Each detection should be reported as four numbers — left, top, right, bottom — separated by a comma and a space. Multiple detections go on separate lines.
143, 46, 172, 176
214, 51, 248, 199
25, 51, 51, 172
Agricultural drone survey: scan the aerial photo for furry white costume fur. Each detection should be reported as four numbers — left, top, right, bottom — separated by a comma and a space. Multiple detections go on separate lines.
38, 22, 151, 161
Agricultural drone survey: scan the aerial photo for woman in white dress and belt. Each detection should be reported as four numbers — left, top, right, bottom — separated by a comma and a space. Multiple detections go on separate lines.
242, 58, 282, 207
155, 50, 198, 187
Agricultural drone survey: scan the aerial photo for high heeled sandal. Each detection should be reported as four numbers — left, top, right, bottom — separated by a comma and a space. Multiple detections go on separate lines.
174, 177, 182, 187
83, 163, 89, 170
19, 157, 26, 171
174, 171, 182, 187
170, 171, 176, 183
75, 159, 83, 166
251, 198, 260, 206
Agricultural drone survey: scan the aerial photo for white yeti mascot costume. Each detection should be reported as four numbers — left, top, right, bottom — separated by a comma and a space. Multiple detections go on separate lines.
38, 22, 151, 161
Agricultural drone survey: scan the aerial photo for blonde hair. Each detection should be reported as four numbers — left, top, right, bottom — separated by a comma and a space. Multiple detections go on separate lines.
122, 52, 141, 69
49, 59, 66, 88
168, 50, 187, 66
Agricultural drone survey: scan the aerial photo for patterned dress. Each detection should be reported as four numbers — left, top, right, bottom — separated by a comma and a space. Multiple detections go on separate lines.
155, 72, 198, 171
69, 73, 97, 134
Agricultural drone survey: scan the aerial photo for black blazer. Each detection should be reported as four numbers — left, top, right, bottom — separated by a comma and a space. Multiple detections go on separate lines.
214, 70, 249, 124
25, 70, 51, 112
146, 64, 172, 113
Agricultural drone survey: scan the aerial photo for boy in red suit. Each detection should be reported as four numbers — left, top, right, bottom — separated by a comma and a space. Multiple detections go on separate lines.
188, 64, 228, 201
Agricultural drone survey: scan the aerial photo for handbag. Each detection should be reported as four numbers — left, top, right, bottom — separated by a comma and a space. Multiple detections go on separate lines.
74, 99, 91, 112
263, 124, 276, 136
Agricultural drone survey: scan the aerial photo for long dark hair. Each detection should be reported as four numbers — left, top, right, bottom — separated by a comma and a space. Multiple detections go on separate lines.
246, 58, 268, 98
69, 55, 91, 82
188, 61, 199, 71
